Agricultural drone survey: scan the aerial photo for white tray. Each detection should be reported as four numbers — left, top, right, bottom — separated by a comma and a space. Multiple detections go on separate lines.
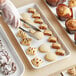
43, 0, 76, 45
8, 3, 71, 69
0, 25, 24, 76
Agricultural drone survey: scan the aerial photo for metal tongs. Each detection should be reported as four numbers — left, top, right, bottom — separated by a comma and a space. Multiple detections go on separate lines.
20, 19, 41, 32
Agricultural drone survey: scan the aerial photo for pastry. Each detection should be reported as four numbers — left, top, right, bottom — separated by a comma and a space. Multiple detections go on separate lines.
44, 29, 52, 36
33, 31, 44, 40
48, 36, 57, 43
39, 23, 48, 30
32, 13, 41, 18
21, 13, 35, 25
31, 57, 43, 67
52, 43, 61, 49
34, 18, 43, 24
20, 38, 32, 46
45, 52, 57, 62
56, 49, 65, 56
65, 18, 76, 34
39, 44, 50, 53
67, 67, 76, 75
23, 24, 30, 28
0, 50, 9, 67
26, 47, 37, 55
1, 61, 16, 75
46, 0, 66, 6
28, 8, 36, 13
56, 4, 73, 21
68, 0, 76, 7
17, 30, 27, 38
29, 28, 36, 34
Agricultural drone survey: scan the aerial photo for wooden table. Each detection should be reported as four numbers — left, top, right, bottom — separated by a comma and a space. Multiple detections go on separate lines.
0, 0, 76, 76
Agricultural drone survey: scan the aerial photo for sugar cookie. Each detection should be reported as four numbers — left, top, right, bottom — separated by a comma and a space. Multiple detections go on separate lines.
39, 44, 50, 53
45, 52, 57, 62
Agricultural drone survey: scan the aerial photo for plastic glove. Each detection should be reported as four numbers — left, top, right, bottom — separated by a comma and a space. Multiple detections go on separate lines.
0, 0, 21, 28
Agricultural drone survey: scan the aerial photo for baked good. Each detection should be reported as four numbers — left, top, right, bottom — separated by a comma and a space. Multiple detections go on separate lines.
52, 43, 61, 49
32, 13, 41, 18
68, 0, 76, 7
39, 44, 50, 53
44, 29, 52, 36
28, 8, 36, 13
48, 36, 57, 43
56, 49, 65, 56
56, 4, 73, 21
20, 38, 32, 46
29, 28, 36, 34
65, 18, 76, 34
0, 50, 9, 67
33, 31, 44, 40
1, 61, 16, 75
17, 30, 27, 38
31, 57, 43, 67
46, 0, 66, 6
26, 47, 37, 55
34, 18, 43, 24
67, 67, 76, 76
45, 52, 57, 61
39, 23, 48, 30
23, 24, 30, 28
21, 13, 35, 25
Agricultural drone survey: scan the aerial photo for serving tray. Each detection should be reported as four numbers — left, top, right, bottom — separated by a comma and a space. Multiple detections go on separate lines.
0, 25, 24, 76
8, 3, 71, 69
43, 0, 76, 45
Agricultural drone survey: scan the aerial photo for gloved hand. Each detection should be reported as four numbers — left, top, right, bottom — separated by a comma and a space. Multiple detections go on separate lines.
0, 0, 21, 28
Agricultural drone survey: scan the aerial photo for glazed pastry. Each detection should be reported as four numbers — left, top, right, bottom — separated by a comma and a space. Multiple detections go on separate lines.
45, 52, 57, 62
46, 0, 66, 6
56, 49, 65, 56
31, 57, 43, 67
26, 47, 37, 55
23, 24, 30, 28
56, 4, 73, 21
67, 67, 76, 75
39, 23, 48, 30
33, 31, 44, 40
20, 38, 32, 46
1, 61, 16, 75
44, 29, 52, 36
65, 18, 76, 34
17, 30, 27, 38
34, 18, 43, 24
39, 44, 50, 53
48, 36, 57, 43
32, 13, 41, 18
52, 43, 61, 49
21, 13, 35, 25
29, 28, 36, 34
28, 8, 36, 13
68, 0, 76, 7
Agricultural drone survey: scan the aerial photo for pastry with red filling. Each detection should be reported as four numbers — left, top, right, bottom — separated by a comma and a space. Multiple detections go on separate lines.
56, 4, 73, 21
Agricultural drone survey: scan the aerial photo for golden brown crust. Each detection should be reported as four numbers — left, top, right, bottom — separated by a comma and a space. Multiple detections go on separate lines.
66, 19, 76, 31
68, 0, 76, 7
52, 43, 61, 49
28, 8, 36, 13
48, 36, 57, 43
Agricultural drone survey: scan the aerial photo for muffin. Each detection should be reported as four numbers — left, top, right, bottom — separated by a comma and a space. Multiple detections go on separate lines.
65, 18, 76, 34
56, 4, 73, 21
46, 0, 66, 7
68, 0, 76, 7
